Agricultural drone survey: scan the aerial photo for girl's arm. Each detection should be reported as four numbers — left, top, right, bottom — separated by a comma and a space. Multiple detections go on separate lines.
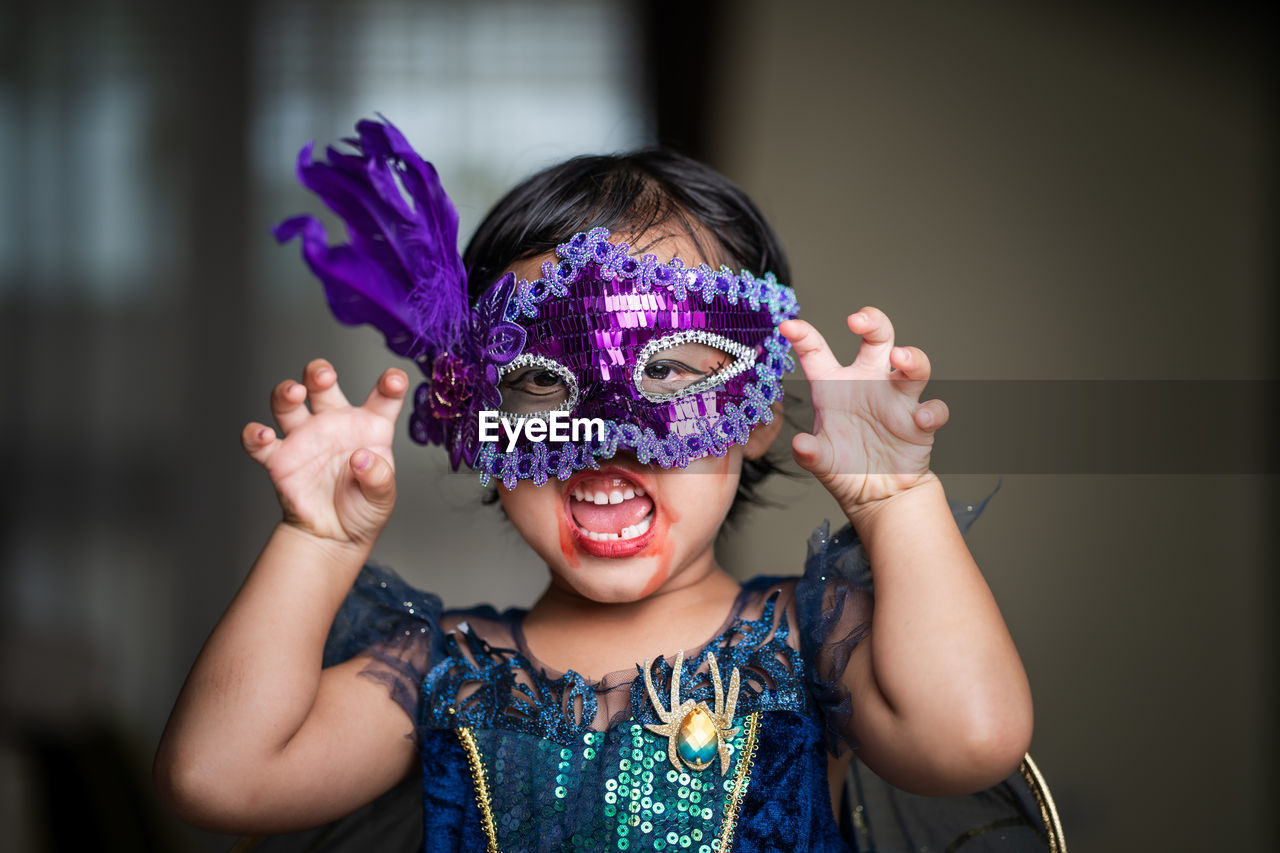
781, 310, 1033, 796
155, 360, 418, 833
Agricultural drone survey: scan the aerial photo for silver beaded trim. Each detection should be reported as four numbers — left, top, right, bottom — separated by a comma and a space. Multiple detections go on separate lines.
495, 353, 580, 425
631, 330, 757, 403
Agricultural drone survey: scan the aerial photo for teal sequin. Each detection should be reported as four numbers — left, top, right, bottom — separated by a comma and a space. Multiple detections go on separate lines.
473, 719, 752, 850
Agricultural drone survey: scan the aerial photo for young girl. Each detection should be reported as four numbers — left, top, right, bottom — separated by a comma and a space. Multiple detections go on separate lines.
155, 119, 1034, 852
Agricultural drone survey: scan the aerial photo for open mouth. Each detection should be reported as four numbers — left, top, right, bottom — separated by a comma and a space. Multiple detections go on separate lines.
565, 468, 657, 556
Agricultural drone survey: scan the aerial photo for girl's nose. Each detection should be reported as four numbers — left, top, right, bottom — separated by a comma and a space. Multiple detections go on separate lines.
578, 383, 658, 429
593, 393, 639, 422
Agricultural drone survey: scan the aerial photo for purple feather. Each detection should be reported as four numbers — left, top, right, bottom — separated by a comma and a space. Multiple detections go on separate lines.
274, 118, 470, 364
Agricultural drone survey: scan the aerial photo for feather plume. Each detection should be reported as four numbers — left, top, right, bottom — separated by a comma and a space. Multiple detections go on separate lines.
273, 118, 470, 365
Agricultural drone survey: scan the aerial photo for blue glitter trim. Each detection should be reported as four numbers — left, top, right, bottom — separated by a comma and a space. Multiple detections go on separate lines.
506, 228, 800, 326
421, 590, 806, 744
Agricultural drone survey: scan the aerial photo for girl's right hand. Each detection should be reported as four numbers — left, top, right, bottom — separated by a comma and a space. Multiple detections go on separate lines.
241, 359, 409, 547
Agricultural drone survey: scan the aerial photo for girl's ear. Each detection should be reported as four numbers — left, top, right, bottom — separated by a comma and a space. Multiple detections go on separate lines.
743, 400, 785, 460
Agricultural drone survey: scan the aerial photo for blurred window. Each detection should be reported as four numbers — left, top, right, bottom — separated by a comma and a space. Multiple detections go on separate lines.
252, 0, 650, 297
0, 8, 180, 302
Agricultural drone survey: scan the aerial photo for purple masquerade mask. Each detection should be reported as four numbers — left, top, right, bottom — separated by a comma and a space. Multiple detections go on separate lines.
275, 119, 800, 487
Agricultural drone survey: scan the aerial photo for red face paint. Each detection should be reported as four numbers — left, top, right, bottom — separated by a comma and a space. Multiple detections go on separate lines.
636, 503, 680, 597
556, 513, 580, 569
638, 560, 670, 598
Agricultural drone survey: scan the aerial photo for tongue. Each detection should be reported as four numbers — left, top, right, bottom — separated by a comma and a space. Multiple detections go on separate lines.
570, 495, 654, 534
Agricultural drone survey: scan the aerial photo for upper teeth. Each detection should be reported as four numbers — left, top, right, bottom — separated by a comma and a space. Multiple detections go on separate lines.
571, 485, 644, 504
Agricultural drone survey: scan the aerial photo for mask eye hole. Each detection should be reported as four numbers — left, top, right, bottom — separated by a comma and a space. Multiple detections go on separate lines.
498, 355, 579, 415
633, 332, 756, 402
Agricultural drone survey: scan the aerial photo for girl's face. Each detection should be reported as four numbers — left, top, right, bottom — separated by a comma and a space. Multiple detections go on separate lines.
497, 447, 745, 604
494, 231, 778, 602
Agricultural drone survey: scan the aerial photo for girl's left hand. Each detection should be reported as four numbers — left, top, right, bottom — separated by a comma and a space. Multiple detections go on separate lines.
780, 307, 948, 516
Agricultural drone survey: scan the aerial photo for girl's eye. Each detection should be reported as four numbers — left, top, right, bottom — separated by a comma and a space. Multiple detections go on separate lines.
643, 364, 674, 381
498, 361, 574, 414
636, 342, 737, 397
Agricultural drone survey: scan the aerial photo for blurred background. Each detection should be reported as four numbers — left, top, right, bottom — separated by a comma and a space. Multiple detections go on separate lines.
0, 0, 1272, 850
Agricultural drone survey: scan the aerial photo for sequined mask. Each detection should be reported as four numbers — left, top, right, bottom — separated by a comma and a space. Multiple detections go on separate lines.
464, 228, 800, 487
275, 118, 799, 487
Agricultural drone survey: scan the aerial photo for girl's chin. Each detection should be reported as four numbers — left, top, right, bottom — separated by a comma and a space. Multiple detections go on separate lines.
555, 580, 657, 606
549, 556, 671, 604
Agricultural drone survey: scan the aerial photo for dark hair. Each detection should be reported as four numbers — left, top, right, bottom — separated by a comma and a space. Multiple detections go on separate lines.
463, 149, 794, 521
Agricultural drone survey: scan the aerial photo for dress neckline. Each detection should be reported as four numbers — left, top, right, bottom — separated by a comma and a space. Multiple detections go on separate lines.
506, 581, 759, 688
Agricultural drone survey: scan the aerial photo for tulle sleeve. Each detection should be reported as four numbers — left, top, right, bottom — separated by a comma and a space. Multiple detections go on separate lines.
796, 488, 997, 754
322, 563, 445, 727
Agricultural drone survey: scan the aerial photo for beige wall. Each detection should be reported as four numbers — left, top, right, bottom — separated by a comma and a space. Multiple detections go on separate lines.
707, 2, 1271, 850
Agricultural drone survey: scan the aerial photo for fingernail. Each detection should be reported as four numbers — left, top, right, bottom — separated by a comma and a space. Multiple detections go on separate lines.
919, 411, 932, 426
257, 428, 271, 441
353, 451, 371, 470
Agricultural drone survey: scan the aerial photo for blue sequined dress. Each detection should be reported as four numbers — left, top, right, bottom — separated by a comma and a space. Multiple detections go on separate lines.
321, 505, 987, 853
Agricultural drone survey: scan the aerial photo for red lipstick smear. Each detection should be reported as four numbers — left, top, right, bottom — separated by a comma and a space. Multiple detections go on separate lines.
637, 502, 681, 597
638, 561, 670, 598
557, 513, 581, 569
563, 466, 658, 559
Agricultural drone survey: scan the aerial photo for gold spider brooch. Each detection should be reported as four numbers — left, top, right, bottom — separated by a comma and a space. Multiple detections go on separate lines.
642, 649, 741, 774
